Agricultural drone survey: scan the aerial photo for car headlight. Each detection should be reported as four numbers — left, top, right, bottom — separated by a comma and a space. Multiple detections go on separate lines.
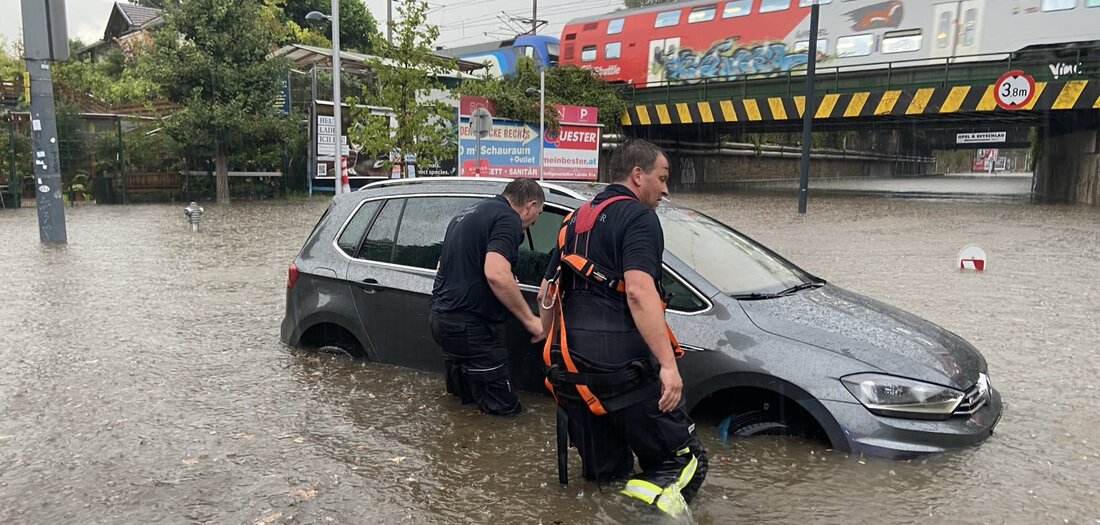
841, 373, 965, 420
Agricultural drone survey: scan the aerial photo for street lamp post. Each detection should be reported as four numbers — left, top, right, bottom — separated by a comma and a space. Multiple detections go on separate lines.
306, 2, 346, 195
525, 68, 546, 181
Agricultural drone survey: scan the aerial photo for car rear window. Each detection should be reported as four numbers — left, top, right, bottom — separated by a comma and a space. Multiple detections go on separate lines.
337, 200, 382, 256
362, 199, 404, 262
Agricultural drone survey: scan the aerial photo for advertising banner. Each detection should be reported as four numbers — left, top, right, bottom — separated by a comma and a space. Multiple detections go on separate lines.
457, 96, 600, 181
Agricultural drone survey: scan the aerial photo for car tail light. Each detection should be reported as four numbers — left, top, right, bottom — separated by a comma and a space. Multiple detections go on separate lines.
287, 264, 300, 289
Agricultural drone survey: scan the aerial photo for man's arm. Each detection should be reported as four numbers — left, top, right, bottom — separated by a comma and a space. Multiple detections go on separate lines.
624, 269, 682, 413
485, 252, 545, 341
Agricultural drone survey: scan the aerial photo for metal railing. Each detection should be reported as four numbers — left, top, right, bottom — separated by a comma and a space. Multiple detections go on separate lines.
617, 44, 1100, 105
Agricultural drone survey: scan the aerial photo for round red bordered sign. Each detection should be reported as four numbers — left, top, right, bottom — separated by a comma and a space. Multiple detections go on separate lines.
994, 70, 1036, 110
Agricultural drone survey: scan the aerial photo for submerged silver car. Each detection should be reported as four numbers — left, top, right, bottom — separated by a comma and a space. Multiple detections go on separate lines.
281, 177, 1002, 459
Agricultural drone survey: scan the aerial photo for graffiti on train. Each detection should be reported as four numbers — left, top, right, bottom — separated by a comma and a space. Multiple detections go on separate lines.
651, 40, 820, 83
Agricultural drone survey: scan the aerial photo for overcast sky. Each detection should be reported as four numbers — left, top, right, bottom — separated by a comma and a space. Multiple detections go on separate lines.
0, 0, 626, 52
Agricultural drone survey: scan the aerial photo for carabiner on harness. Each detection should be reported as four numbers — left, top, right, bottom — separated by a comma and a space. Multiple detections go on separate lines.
540, 278, 558, 310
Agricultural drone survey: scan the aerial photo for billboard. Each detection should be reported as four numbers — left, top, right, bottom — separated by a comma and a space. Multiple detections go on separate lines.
457, 96, 600, 181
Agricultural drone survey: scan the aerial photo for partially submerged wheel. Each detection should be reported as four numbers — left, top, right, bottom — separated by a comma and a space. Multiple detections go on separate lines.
316, 343, 356, 359
717, 410, 793, 441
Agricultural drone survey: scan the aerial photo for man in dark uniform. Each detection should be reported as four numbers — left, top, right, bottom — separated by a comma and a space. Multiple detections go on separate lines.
538, 140, 707, 518
430, 178, 546, 416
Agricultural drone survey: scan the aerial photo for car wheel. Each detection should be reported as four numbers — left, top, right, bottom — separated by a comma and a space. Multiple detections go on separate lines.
717, 410, 792, 440
317, 343, 356, 359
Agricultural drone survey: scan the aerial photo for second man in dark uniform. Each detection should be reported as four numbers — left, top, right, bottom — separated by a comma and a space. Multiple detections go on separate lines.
430, 178, 546, 416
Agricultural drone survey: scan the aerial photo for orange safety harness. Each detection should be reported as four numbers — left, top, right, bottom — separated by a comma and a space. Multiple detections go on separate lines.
541, 195, 684, 416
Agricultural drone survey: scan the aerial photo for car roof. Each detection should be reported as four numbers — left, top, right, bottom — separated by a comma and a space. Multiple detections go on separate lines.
355, 177, 605, 202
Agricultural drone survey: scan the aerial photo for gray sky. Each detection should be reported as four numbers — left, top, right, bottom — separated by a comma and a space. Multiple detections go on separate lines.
1, 0, 626, 53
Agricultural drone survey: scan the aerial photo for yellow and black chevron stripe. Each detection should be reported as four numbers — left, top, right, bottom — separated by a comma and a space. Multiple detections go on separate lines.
622, 79, 1100, 126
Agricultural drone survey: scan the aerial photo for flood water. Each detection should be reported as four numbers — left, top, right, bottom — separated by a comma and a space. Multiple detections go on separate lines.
1, 192, 1098, 524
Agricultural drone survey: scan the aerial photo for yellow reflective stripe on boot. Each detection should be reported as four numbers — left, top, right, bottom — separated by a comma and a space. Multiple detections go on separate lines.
673, 447, 699, 491
620, 479, 661, 505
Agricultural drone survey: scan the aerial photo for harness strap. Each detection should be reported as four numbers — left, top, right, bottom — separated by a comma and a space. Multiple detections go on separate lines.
543, 194, 685, 416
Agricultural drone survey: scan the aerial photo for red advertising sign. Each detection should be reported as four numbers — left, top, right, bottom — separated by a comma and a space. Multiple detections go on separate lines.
542, 123, 600, 180
459, 96, 497, 117
554, 104, 599, 125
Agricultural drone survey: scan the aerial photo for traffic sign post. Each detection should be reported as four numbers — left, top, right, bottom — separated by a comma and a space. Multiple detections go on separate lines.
470, 107, 492, 177
994, 70, 1036, 111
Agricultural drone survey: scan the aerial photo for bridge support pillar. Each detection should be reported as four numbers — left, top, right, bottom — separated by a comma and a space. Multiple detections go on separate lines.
1034, 111, 1100, 206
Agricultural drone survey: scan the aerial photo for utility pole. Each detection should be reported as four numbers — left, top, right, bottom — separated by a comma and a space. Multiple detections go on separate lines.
388, 0, 393, 43
21, 0, 70, 242
532, 0, 537, 34
797, 1, 819, 215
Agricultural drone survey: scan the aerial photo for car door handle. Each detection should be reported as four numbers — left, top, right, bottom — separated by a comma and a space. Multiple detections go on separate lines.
359, 278, 381, 294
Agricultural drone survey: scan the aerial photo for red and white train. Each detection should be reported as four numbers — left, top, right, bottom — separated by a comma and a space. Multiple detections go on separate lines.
559, 0, 1100, 87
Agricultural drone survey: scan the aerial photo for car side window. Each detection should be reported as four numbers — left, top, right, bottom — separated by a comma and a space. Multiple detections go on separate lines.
361, 198, 404, 263
662, 271, 708, 313
337, 200, 381, 256
515, 207, 568, 286
393, 196, 482, 270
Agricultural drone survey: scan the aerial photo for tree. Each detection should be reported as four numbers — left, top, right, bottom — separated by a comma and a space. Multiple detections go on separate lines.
145, 0, 294, 203
282, 0, 379, 53
458, 57, 627, 133
0, 38, 23, 81
348, 0, 455, 177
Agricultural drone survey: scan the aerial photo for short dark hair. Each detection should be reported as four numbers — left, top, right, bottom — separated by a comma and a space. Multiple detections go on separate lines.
609, 139, 665, 183
502, 178, 545, 205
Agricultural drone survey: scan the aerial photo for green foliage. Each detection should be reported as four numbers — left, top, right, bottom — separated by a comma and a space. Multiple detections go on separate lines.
457, 57, 627, 132
145, 0, 297, 202
281, 0, 379, 52
53, 48, 162, 105
348, 0, 455, 174
2, 125, 33, 186
1, 38, 24, 81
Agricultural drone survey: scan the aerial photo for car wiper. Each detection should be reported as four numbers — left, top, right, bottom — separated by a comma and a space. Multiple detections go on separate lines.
731, 291, 783, 300
776, 281, 826, 296
731, 281, 825, 301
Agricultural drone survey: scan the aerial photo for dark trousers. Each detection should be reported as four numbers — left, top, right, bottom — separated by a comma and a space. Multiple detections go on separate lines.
563, 391, 708, 504
429, 311, 521, 416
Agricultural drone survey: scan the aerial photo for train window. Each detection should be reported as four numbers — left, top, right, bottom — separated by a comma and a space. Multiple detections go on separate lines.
547, 43, 559, 65
607, 18, 624, 34
760, 0, 791, 13
1089, 0, 1100, 6
836, 34, 874, 57
723, 0, 751, 17
799, 0, 832, 5
654, 10, 682, 27
581, 45, 597, 62
605, 42, 621, 60
936, 11, 951, 49
689, 5, 717, 23
882, 29, 922, 54
794, 38, 828, 54
962, 9, 977, 47
1040, 0, 1076, 11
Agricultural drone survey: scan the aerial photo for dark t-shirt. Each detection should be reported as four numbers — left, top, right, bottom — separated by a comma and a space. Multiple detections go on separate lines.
431, 195, 523, 322
544, 184, 663, 346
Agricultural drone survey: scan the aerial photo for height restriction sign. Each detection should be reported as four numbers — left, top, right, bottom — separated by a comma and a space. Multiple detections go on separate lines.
994, 70, 1036, 110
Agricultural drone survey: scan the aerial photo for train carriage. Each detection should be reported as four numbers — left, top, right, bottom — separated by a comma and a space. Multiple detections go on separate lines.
559, 0, 1100, 87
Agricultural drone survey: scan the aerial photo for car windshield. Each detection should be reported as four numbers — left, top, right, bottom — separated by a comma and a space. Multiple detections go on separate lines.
658, 204, 810, 296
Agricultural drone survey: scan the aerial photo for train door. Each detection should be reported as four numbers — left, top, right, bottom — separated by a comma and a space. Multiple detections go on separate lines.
956, 0, 985, 54
930, 2, 960, 58
647, 37, 681, 85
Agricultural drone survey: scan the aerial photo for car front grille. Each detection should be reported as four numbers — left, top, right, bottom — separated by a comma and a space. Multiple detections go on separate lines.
954, 373, 990, 416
